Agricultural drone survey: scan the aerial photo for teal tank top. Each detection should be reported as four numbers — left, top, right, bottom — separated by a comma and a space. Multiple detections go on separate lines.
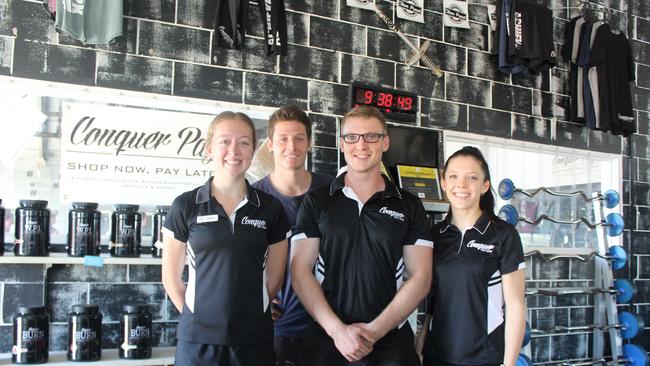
55, 0, 122, 44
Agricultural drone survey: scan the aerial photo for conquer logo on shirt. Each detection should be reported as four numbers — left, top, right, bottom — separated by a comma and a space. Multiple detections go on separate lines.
379, 207, 406, 222
241, 216, 267, 229
466, 240, 495, 253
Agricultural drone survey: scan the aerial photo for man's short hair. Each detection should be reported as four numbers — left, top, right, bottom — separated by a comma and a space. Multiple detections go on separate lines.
267, 105, 312, 139
341, 105, 387, 132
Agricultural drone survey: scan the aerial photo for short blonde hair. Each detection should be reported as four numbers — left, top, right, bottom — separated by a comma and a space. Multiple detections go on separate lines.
340, 105, 387, 132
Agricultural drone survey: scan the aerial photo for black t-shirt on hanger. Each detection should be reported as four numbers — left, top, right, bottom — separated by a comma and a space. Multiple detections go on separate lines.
589, 24, 636, 137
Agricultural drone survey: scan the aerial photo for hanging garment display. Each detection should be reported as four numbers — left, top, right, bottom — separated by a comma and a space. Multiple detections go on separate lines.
496, 0, 527, 73
55, 0, 122, 44
587, 21, 605, 129
257, 0, 287, 56
589, 24, 636, 136
563, 16, 584, 122
214, 0, 248, 50
564, 9, 636, 137
496, 0, 556, 75
577, 22, 596, 127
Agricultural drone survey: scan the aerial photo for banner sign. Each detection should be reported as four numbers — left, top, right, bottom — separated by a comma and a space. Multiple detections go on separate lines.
60, 102, 216, 205
397, 0, 424, 23
443, 0, 470, 29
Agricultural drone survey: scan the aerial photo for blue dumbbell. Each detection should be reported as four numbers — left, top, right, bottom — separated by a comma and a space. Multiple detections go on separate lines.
609, 246, 628, 270
622, 344, 649, 366
498, 179, 620, 209
619, 311, 645, 340
498, 204, 625, 237
516, 354, 533, 366
614, 278, 636, 303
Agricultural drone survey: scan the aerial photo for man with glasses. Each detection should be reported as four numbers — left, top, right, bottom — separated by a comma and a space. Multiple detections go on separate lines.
291, 105, 433, 365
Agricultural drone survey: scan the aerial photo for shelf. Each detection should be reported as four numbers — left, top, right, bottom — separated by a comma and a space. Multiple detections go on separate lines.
0, 252, 162, 265
0, 347, 175, 365
422, 201, 449, 213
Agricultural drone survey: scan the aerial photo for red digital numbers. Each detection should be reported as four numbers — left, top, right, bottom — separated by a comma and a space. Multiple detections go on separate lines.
397, 96, 413, 110
377, 92, 395, 107
364, 90, 374, 104
354, 86, 414, 114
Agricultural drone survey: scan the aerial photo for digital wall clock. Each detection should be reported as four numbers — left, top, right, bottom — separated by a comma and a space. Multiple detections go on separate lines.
349, 83, 418, 123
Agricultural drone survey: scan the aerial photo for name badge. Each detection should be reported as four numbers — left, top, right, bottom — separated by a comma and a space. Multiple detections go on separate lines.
197, 214, 219, 223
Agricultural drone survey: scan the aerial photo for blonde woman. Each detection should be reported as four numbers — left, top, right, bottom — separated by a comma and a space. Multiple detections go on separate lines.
162, 111, 289, 366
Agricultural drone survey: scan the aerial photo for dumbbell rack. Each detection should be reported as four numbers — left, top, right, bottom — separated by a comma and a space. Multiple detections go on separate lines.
499, 183, 640, 365
590, 192, 622, 363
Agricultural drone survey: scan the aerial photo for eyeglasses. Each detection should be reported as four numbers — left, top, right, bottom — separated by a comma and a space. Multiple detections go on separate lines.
341, 133, 385, 143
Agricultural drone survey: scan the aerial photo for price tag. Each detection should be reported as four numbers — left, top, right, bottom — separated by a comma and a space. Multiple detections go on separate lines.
83, 255, 104, 267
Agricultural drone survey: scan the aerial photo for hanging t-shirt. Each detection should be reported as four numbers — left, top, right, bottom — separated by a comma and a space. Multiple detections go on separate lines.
55, 0, 122, 44
506, 0, 556, 74
496, 0, 527, 74
563, 16, 581, 123
257, 0, 287, 56
577, 22, 596, 129
587, 21, 604, 130
214, 0, 247, 50
589, 25, 636, 136
574, 19, 588, 121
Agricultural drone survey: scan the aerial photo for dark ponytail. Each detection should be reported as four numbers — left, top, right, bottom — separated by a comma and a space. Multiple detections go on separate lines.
443, 146, 497, 218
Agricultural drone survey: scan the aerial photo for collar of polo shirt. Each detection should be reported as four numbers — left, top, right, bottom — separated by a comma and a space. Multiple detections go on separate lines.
194, 177, 261, 207
439, 211, 492, 235
328, 172, 402, 200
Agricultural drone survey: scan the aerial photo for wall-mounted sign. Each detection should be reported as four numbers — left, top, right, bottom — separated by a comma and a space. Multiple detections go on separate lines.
397, 0, 424, 23
60, 102, 215, 205
347, 0, 375, 10
443, 0, 470, 29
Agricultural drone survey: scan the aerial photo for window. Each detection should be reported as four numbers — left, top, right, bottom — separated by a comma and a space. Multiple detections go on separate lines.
444, 131, 622, 249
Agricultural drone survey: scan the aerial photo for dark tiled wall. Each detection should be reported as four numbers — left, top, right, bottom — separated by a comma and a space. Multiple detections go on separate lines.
0, 0, 649, 362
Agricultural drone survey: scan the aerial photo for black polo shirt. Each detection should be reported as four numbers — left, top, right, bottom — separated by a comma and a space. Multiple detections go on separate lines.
162, 178, 290, 345
293, 173, 433, 325
423, 212, 525, 365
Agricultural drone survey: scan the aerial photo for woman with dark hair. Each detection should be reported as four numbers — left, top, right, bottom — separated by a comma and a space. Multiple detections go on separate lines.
416, 146, 526, 366
162, 111, 289, 366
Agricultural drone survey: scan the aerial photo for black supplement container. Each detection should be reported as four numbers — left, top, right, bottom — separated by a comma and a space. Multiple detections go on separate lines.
151, 206, 169, 257
12, 306, 49, 364
110, 204, 141, 257
67, 304, 102, 362
67, 202, 101, 257
119, 304, 152, 359
14, 200, 50, 256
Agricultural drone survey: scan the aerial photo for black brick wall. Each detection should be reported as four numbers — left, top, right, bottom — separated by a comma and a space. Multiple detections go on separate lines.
0, 0, 649, 363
